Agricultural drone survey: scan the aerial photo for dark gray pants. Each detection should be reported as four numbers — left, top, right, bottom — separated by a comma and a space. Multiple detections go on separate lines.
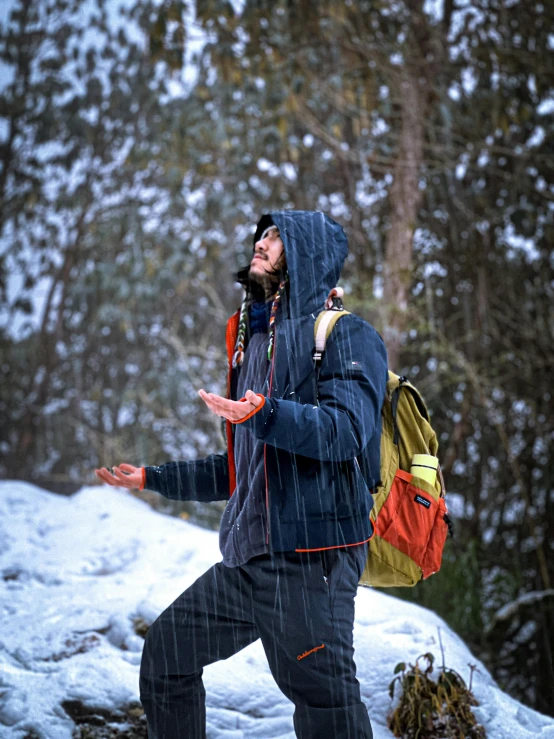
139, 542, 372, 739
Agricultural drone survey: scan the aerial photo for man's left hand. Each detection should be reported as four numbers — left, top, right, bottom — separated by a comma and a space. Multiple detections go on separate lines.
198, 388, 263, 422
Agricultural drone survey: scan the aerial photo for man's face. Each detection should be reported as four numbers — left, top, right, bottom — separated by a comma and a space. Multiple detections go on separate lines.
249, 225, 285, 281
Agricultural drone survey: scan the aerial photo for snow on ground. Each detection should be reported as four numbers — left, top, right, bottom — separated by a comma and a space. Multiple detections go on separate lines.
1, 481, 553, 739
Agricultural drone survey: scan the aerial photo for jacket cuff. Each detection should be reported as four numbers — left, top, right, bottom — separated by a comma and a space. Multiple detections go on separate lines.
237, 395, 276, 436
143, 465, 160, 493
231, 393, 266, 424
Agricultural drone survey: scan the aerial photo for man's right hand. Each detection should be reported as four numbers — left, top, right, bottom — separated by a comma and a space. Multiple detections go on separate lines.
95, 463, 145, 490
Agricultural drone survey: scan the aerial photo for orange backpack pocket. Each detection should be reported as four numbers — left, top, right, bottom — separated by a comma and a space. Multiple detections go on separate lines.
421, 496, 449, 578
374, 469, 443, 573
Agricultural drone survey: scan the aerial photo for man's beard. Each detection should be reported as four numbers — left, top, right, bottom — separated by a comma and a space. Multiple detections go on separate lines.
248, 263, 285, 300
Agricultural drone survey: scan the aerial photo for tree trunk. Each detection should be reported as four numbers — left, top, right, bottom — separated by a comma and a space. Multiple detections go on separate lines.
382, 64, 425, 369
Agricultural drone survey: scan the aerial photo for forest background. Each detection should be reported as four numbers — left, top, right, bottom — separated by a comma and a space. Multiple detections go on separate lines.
1, 0, 552, 720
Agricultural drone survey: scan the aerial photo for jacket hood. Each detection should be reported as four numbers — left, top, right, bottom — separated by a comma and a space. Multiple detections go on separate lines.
236, 210, 348, 319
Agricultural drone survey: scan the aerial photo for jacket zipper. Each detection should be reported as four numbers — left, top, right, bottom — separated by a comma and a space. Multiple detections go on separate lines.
264, 330, 277, 547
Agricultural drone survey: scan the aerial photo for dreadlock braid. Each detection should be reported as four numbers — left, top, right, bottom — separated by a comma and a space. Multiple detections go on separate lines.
231, 296, 249, 369
231, 273, 289, 368
267, 274, 288, 362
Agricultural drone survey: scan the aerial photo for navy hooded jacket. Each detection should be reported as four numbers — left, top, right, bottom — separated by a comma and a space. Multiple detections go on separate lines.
144, 210, 388, 553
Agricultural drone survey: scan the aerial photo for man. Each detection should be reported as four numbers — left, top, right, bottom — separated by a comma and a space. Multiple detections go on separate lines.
95, 210, 388, 739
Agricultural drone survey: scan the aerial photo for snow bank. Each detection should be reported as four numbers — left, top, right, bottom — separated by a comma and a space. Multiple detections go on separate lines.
1, 481, 553, 738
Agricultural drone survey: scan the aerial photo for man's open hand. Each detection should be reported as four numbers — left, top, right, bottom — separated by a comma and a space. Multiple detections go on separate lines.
198, 388, 263, 423
95, 463, 144, 489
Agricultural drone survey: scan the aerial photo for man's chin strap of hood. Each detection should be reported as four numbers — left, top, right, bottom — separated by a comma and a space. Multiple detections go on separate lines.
232, 272, 289, 368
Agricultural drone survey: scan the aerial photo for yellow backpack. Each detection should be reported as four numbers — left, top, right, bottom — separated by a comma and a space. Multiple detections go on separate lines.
314, 289, 452, 588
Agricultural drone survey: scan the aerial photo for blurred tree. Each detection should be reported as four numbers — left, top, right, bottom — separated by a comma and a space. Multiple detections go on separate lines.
0, 0, 232, 531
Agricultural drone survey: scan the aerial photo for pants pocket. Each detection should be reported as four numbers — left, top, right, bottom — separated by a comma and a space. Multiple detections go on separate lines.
320, 545, 367, 588
348, 541, 369, 582
320, 548, 340, 580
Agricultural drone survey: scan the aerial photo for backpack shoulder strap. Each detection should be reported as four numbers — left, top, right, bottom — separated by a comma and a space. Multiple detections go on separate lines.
314, 309, 350, 361
313, 287, 351, 363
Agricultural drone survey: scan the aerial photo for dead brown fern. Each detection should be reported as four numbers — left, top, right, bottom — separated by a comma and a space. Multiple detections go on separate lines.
388, 652, 486, 739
